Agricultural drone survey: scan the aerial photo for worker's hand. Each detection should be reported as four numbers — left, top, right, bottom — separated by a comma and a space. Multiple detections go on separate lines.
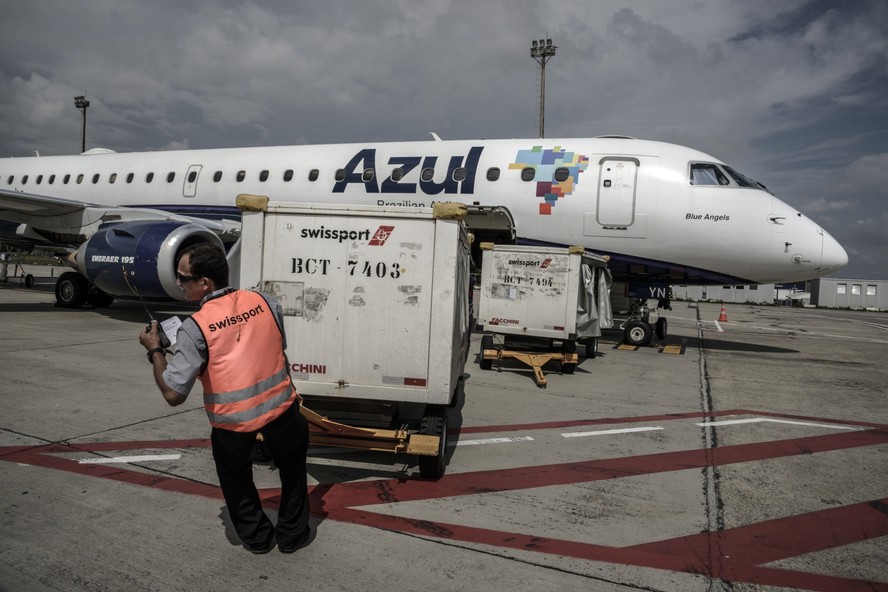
139, 321, 162, 350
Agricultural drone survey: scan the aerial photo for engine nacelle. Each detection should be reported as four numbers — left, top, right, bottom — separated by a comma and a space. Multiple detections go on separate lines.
73, 221, 224, 301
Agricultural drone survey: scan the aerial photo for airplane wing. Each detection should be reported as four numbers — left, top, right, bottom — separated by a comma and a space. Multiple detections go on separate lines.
0, 187, 240, 246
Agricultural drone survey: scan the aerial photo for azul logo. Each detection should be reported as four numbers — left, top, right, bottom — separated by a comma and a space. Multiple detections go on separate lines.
510, 146, 589, 215
332, 147, 483, 195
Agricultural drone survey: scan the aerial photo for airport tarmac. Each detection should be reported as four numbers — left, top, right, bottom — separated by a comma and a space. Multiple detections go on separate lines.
1, 270, 886, 592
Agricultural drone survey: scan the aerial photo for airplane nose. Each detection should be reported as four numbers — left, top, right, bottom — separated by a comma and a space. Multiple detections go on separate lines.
819, 228, 848, 276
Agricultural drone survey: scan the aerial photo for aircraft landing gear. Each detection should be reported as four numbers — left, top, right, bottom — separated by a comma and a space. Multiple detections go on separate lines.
621, 296, 670, 346
55, 272, 89, 308
54, 272, 116, 308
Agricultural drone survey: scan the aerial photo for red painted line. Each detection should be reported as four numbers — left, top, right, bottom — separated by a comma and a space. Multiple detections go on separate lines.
7, 445, 222, 501
718, 564, 888, 592
2, 410, 886, 590
317, 428, 888, 509
624, 498, 888, 590
630, 498, 888, 566
325, 506, 888, 592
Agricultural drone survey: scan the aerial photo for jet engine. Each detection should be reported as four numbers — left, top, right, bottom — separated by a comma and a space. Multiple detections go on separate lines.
70, 220, 224, 303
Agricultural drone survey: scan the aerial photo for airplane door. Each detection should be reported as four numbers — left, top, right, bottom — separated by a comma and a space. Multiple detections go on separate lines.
596, 157, 639, 228
183, 164, 202, 197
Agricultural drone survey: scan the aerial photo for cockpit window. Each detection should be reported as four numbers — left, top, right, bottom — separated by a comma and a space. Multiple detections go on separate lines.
690, 163, 730, 186
722, 165, 757, 188
690, 162, 767, 191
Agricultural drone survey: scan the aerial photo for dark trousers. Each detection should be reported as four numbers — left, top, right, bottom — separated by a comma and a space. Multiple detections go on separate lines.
210, 402, 310, 549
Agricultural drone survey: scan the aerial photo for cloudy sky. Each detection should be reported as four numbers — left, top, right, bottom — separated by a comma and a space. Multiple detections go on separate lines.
2, 0, 886, 279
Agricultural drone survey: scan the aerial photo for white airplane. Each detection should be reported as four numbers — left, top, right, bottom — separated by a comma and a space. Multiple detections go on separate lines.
0, 135, 847, 344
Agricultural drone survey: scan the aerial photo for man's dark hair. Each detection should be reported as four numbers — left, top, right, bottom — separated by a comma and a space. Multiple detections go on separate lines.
179, 243, 228, 286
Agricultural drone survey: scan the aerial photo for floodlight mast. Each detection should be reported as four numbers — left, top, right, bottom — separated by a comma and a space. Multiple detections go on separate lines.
530, 38, 557, 138
74, 95, 90, 153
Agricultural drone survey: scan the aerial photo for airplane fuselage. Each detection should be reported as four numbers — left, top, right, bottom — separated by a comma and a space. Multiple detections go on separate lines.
0, 137, 848, 284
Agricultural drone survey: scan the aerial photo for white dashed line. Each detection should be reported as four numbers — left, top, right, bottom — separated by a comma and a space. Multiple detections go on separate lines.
450, 436, 535, 447
696, 418, 860, 431
78, 454, 182, 464
561, 426, 664, 438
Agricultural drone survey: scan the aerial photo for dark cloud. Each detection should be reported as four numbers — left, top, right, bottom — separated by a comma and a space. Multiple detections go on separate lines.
1, 0, 886, 277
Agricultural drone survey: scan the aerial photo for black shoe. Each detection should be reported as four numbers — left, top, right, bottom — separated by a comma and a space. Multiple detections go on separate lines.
279, 526, 312, 554
246, 538, 277, 554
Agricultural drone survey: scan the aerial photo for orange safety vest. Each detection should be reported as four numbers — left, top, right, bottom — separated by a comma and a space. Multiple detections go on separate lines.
191, 290, 296, 432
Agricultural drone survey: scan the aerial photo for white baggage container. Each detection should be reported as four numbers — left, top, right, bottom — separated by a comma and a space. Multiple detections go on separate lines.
476, 243, 611, 387
478, 244, 609, 339
236, 196, 472, 477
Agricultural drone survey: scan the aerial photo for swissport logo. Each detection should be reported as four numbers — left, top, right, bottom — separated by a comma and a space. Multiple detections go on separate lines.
540, 257, 553, 269
368, 225, 395, 246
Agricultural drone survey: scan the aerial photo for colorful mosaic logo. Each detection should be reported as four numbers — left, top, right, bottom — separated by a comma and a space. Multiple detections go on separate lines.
509, 146, 589, 215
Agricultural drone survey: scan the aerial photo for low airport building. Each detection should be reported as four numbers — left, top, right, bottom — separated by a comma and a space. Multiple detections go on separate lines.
671, 278, 888, 311
671, 284, 777, 305
809, 277, 887, 311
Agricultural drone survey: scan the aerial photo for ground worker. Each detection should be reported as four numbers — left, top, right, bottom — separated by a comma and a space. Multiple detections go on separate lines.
139, 243, 311, 554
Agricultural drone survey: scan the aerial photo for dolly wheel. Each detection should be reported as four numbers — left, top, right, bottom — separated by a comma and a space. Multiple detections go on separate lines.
479, 334, 494, 370
561, 339, 577, 374
418, 405, 448, 479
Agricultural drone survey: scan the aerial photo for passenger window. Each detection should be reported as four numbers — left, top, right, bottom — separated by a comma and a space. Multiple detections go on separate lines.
126, 173, 134, 183
521, 167, 535, 182
690, 163, 729, 186
77, 174, 84, 184
48, 174, 56, 184
36, 175, 43, 184
236, 170, 246, 182
22, 175, 28, 184
334, 169, 346, 182
554, 167, 569, 182
283, 169, 293, 182
362, 168, 374, 182
109, 173, 117, 184
259, 170, 269, 182
421, 168, 435, 182
213, 171, 222, 182
6, 176, 13, 184
487, 168, 501, 181
391, 168, 404, 181
64, 174, 71, 184
145, 172, 154, 183
308, 169, 319, 182
187, 171, 197, 183
92, 174, 100, 184
166, 172, 175, 183
452, 167, 467, 182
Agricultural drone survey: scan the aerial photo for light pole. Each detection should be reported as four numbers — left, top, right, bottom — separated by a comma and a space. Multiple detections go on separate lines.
530, 38, 557, 139
74, 95, 90, 153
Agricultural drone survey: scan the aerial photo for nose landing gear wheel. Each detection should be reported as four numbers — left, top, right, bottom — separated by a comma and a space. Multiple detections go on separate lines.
655, 317, 668, 340
623, 320, 653, 347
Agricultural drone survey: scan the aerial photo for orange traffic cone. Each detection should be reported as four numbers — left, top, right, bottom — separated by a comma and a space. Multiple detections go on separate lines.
718, 304, 728, 322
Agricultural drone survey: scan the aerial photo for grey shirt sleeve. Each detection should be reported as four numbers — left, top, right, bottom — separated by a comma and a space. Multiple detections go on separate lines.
161, 318, 206, 397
